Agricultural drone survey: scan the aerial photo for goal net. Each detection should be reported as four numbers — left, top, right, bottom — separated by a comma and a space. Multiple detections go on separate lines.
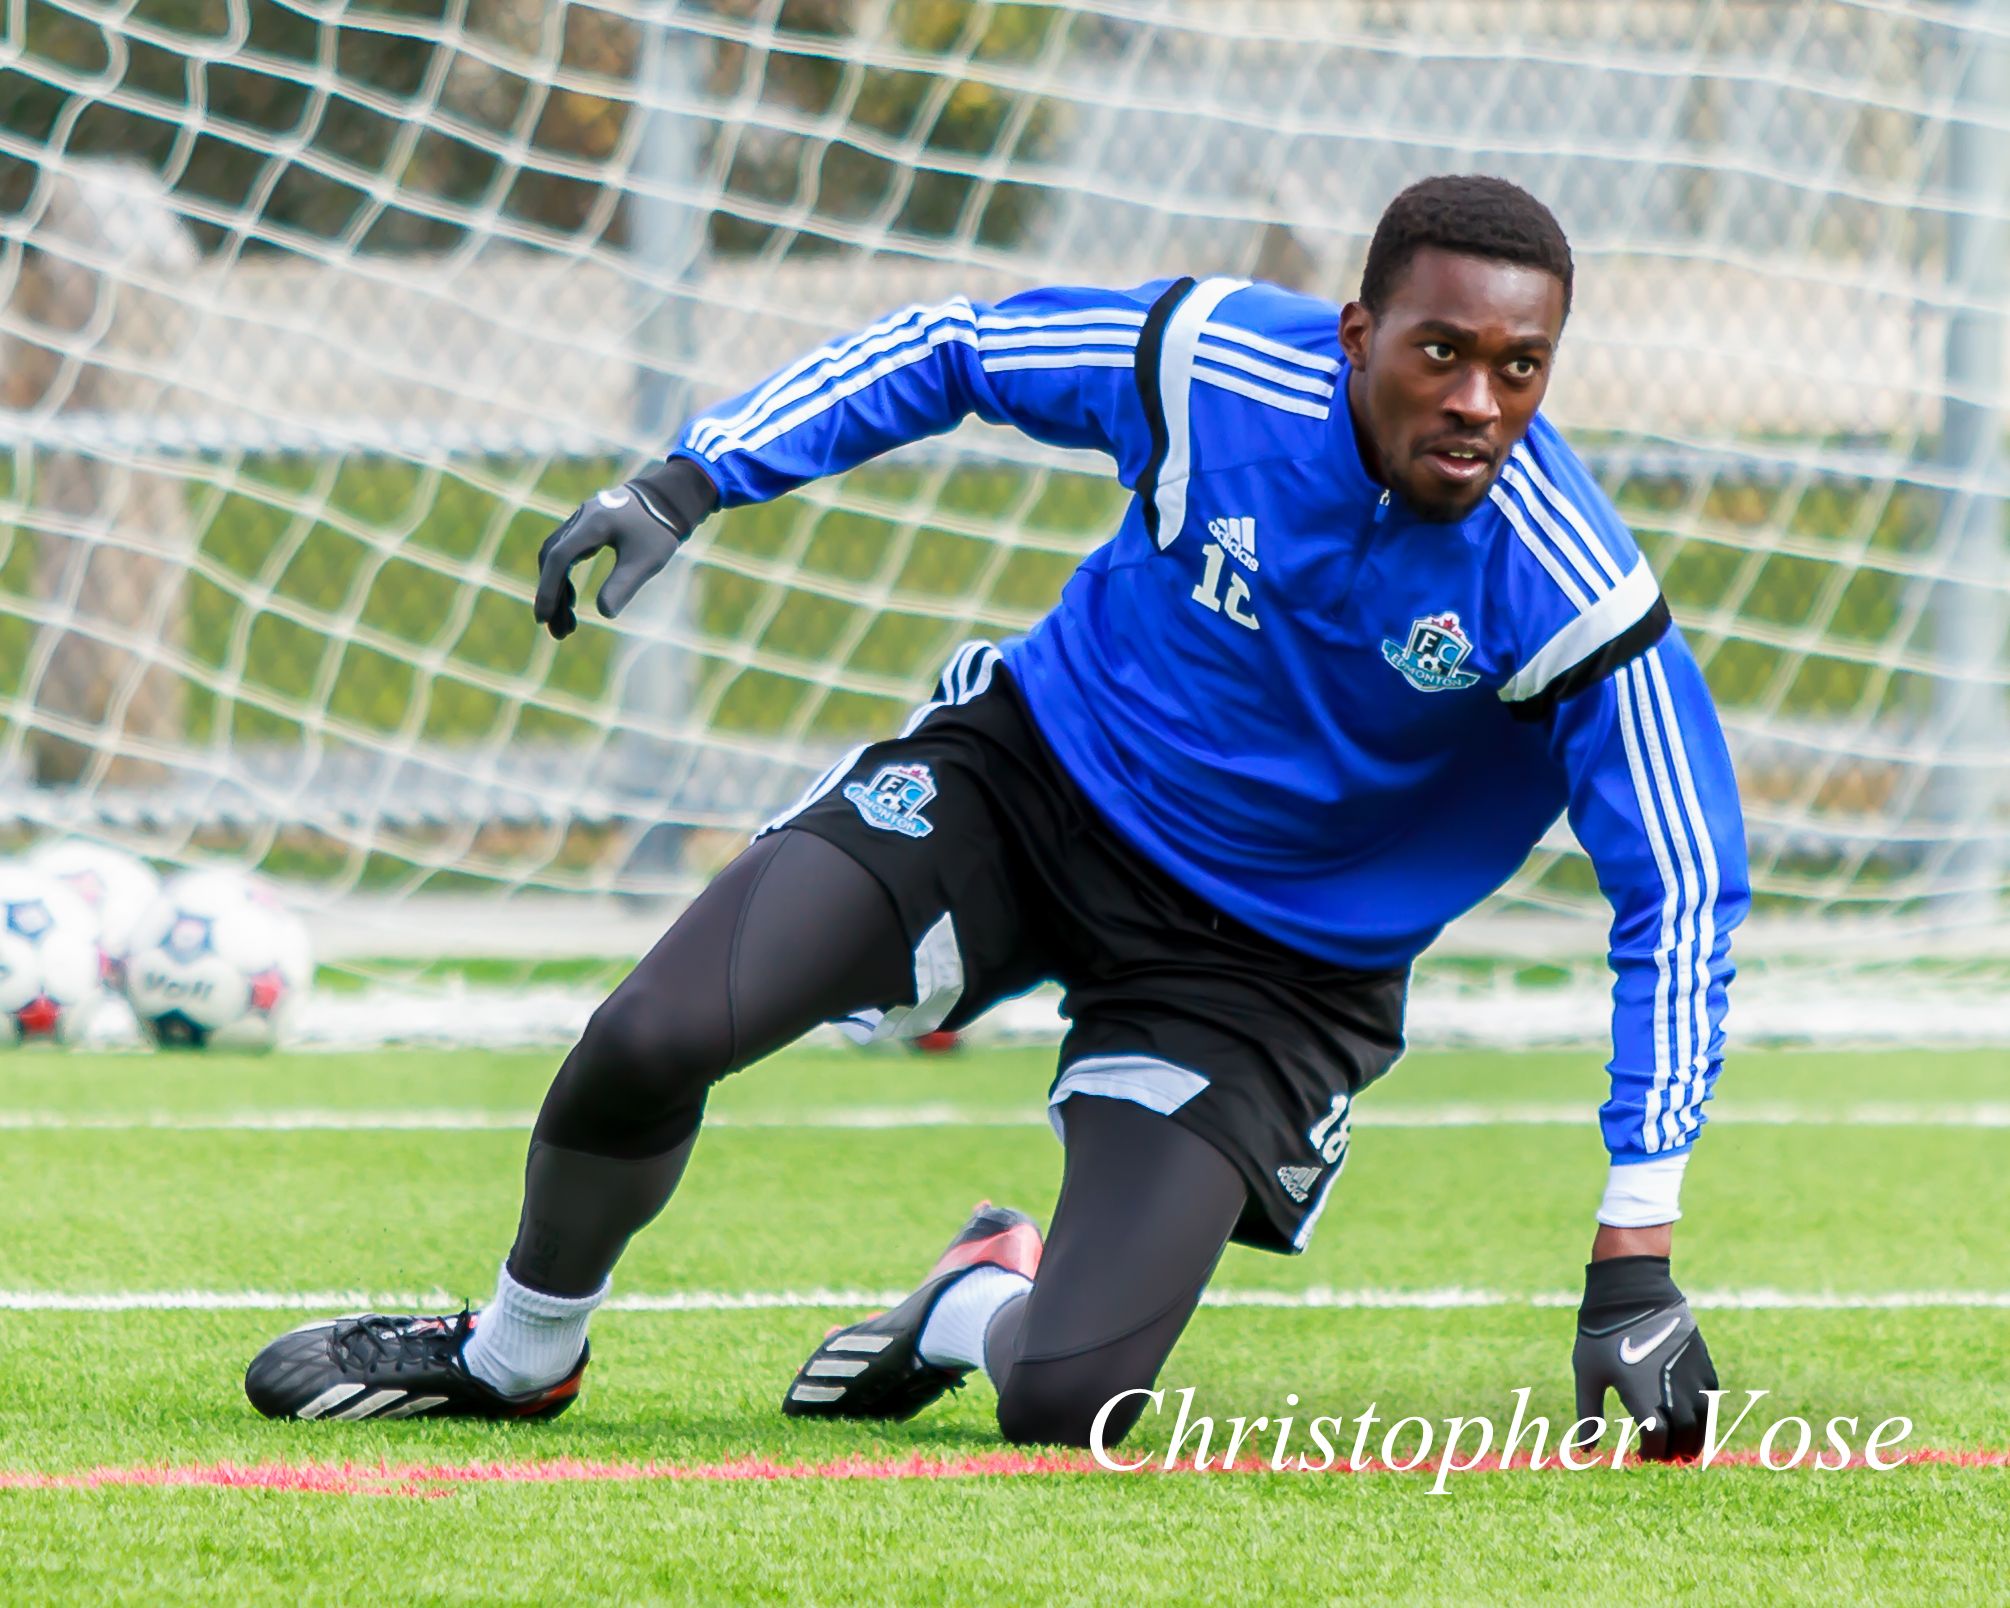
6, 0, 2010, 1040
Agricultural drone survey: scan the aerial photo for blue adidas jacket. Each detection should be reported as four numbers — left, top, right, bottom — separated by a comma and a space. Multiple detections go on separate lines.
672, 277, 1750, 1170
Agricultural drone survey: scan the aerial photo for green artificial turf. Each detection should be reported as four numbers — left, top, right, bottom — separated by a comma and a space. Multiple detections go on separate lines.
3, 1046, 2009, 1604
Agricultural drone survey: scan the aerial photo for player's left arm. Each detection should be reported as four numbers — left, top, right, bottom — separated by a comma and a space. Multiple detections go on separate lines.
1541, 625, 1751, 1460
1546, 630, 1750, 1235
1493, 432, 1751, 1459
1495, 437, 1751, 1214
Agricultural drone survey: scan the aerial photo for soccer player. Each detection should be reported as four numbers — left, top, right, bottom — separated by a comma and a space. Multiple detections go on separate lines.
246, 176, 1746, 1461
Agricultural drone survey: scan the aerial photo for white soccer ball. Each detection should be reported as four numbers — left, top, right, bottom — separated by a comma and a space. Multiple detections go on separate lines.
30, 838, 163, 962
0, 864, 106, 1044
122, 870, 313, 1049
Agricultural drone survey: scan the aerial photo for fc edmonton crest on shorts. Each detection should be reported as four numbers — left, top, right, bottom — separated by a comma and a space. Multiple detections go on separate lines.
1382, 610, 1481, 693
844, 762, 938, 838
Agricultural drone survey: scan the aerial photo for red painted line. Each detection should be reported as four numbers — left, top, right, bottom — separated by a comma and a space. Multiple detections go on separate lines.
0, 1451, 1100, 1498
1, 1446, 2006, 1497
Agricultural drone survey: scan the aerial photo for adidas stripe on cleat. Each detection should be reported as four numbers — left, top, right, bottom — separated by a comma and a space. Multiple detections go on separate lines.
244, 1310, 587, 1422
783, 1201, 1041, 1421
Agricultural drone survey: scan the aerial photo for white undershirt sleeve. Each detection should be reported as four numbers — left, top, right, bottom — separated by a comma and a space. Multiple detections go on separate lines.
1596, 1153, 1690, 1227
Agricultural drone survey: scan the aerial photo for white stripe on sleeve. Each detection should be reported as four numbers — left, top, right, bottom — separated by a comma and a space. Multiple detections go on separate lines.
1614, 662, 1683, 1154
1191, 363, 1332, 418
726, 326, 978, 457
687, 302, 939, 454
1151, 277, 1250, 550
696, 303, 979, 459
1198, 319, 1341, 375
1496, 461, 1614, 599
691, 301, 973, 455
1497, 559, 1660, 704
975, 327, 1139, 354
1645, 646, 1723, 1138
1630, 656, 1705, 1145
1616, 648, 1722, 1152
1490, 482, 1593, 611
980, 350, 1136, 374
1192, 339, 1336, 398
975, 307, 1147, 333
1508, 445, 1630, 586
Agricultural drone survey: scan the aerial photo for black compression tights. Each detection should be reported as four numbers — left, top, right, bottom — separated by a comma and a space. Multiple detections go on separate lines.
986, 1094, 1245, 1447
507, 831, 1250, 1451
508, 829, 911, 1295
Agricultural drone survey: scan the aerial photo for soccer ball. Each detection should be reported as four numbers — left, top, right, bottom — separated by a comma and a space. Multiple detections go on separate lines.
30, 839, 162, 964
0, 864, 105, 1043
122, 871, 313, 1049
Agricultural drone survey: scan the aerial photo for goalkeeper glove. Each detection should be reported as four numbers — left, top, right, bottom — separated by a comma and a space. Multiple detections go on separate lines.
1571, 1254, 1719, 1463
534, 456, 719, 639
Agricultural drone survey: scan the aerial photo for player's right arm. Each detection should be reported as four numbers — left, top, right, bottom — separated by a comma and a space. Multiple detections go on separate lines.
533, 285, 1172, 638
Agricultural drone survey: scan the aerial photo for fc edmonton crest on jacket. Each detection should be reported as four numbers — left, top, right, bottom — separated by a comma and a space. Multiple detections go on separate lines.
1383, 611, 1481, 693
844, 762, 938, 838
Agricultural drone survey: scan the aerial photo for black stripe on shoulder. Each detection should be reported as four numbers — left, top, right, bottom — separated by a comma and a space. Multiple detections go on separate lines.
1131, 276, 1197, 545
1506, 595, 1672, 724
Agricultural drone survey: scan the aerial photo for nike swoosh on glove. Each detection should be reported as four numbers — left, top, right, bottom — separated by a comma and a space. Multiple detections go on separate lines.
534, 456, 720, 639
1571, 1253, 1719, 1463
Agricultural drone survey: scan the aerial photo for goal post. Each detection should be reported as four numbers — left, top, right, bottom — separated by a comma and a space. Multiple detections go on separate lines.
5, 0, 2010, 1029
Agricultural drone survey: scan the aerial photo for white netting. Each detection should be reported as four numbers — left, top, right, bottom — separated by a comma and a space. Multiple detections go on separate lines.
6, 0, 2010, 1010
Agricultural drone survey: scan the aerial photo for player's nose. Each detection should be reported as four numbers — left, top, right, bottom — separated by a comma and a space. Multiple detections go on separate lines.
1441, 365, 1501, 431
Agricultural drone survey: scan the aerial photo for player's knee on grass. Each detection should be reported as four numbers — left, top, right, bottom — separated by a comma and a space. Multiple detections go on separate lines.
995, 1352, 1157, 1448
988, 1098, 1245, 1448
992, 1298, 1197, 1448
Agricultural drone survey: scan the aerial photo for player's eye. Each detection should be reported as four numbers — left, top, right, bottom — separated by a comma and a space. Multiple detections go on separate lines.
1422, 341, 1456, 362
1503, 356, 1542, 380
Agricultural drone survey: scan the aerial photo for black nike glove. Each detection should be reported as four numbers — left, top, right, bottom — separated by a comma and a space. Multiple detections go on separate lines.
534, 456, 719, 639
1571, 1254, 1718, 1463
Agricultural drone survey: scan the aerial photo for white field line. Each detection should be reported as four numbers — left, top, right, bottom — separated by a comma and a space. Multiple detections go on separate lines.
6, 1287, 2010, 1314
263, 977, 2010, 1050
0, 1111, 540, 1132
0, 1107, 1039, 1132
50, 974, 2010, 1052
8, 1102, 2010, 1131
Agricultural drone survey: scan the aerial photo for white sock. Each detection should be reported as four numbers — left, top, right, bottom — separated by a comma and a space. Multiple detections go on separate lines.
461, 1263, 608, 1398
917, 1266, 1032, 1378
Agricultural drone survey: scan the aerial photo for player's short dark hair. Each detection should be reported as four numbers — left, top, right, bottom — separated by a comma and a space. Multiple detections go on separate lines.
1360, 175, 1573, 318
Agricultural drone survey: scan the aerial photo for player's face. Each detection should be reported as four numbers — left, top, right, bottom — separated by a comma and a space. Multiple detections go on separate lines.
1338, 248, 1566, 522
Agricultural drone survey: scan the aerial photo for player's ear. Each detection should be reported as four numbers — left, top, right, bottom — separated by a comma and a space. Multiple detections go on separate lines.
1339, 301, 1374, 371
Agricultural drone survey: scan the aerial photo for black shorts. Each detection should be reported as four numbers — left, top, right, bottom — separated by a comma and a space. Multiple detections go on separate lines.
769, 642, 1409, 1254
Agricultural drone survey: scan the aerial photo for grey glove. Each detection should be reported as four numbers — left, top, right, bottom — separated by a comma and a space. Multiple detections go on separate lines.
534, 456, 719, 639
1571, 1254, 1719, 1462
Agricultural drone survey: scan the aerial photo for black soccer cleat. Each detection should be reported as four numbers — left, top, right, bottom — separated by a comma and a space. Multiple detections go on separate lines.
244, 1310, 587, 1423
783, 1201, 1042, 1421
